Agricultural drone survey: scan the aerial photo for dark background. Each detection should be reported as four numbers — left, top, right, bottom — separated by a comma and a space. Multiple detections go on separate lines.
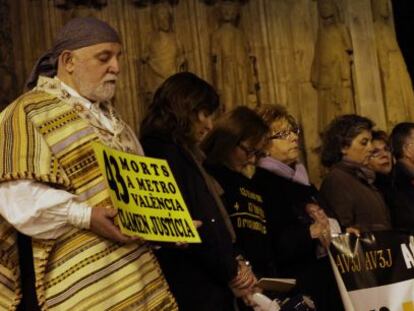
393, 0, 414, 82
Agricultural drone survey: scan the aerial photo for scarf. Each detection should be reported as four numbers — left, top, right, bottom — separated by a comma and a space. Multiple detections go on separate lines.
340, 158, 376, 185
258, 156, 310, 185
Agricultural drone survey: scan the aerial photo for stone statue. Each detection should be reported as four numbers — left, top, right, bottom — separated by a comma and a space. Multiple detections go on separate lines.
311, 0, 354, 132
0, 65, 16, 111
211, 0, 258, 112
372, 0, 414, 130
141, 2, 187, 101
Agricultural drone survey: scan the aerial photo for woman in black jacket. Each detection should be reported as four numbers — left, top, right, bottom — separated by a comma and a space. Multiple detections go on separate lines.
252, 104, 342, 311
201, 106, 275, 280
140, 72, 255, 311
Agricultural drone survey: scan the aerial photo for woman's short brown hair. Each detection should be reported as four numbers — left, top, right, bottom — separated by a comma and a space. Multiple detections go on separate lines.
201, 106, 269, 166
321, 114, 374, 167
255, 104, 298, 130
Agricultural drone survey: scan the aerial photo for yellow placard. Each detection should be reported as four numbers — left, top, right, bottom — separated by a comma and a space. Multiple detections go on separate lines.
93, 142, 201, 243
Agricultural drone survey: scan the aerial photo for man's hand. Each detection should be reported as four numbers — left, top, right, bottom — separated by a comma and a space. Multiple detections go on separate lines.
90, 207, 138, 243
192, 220, 203, 229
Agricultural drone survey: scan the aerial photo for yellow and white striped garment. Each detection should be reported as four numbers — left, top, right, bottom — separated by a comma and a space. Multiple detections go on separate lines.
0, 78, 177, 311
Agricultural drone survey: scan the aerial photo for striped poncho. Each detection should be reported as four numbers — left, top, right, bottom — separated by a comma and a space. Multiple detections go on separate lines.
0, 77, 177, 311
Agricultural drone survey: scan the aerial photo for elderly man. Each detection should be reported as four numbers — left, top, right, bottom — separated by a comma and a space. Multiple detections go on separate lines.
0, 17, 177, 310
389, 122, 414, 232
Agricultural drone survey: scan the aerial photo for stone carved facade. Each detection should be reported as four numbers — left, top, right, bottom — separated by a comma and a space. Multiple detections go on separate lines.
140, 2, 187, 103
211, 0, 258, 112
311, 0, 355, 132
372, 0, 414, 130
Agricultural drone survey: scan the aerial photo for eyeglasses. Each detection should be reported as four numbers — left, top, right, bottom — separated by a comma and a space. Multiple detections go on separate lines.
237, 143, 266, 159
269, 127, 300, 140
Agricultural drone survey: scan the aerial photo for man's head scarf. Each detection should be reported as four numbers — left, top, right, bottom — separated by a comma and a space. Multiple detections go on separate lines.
26, 17, 121, 89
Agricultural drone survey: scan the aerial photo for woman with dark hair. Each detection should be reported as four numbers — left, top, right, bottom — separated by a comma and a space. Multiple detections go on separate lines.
140, 72, 256, 311
319, 114, 391, 233
201, 106, 274, 310
252, 104, 342, 311
201, 106, 273, 279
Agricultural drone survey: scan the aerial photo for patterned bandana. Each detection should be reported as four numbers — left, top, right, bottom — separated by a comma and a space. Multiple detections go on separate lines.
26, 17, 121, 89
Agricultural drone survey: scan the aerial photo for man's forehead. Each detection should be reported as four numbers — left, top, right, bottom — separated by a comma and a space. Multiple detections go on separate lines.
73, 42, 122, 55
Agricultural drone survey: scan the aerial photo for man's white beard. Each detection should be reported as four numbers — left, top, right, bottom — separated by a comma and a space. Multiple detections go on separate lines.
89, 82, 116, 102
74, 71, 117, 102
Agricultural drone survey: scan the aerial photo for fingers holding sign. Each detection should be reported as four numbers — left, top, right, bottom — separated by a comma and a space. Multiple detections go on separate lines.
175, 220, 203, 247
90, 206, 139, 243
192, 220, 203, 229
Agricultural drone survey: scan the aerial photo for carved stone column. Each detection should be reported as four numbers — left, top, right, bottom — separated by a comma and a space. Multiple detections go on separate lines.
0, 0, 17, 111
